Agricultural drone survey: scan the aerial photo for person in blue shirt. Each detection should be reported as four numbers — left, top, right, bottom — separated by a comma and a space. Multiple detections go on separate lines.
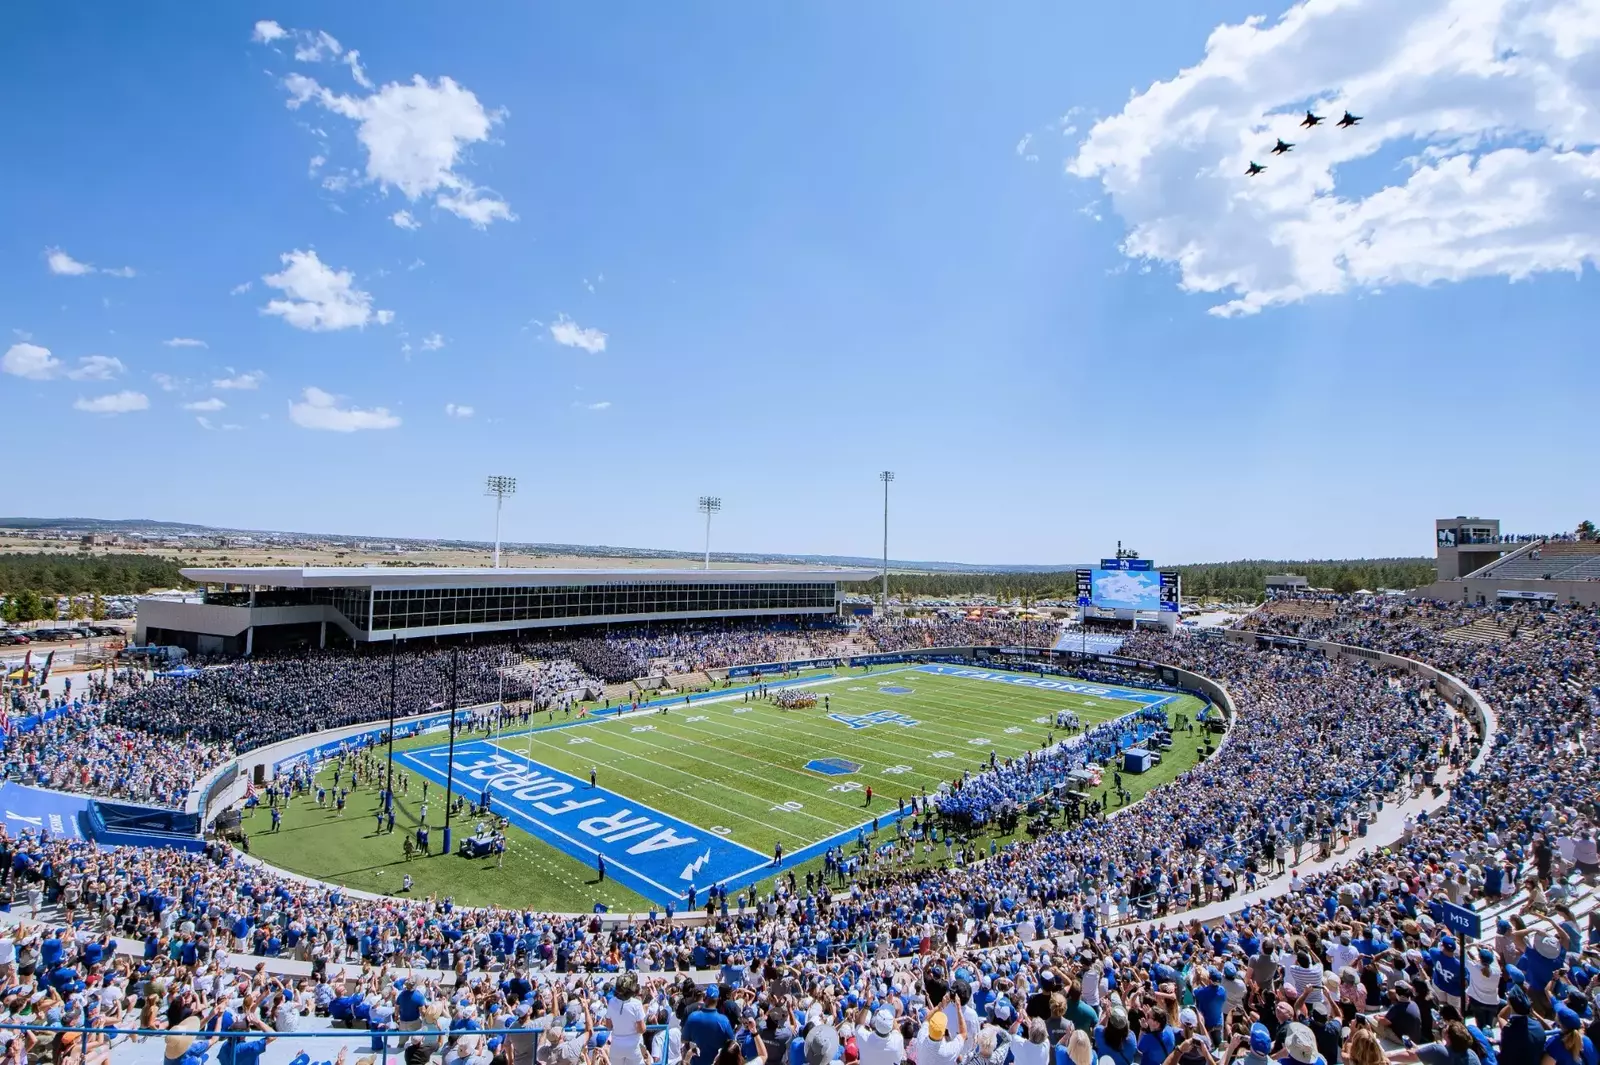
1429, 937, 1466, 1008
1095, 1006, 1139, 1065
1136, 1006, 1178, 1065
1497, 985, 1548, 1061
683, 986, 736, 1065
395, 979, 426, 1030
217, 1017, 275, 1065
1192, 969, 1228, 1039
1542, 1007, 1597, 1065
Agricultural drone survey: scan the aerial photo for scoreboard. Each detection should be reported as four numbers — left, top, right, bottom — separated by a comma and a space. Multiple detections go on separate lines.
1076, 563, 1180, 613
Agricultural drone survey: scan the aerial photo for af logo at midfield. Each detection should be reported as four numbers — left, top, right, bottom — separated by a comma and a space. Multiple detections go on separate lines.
826, 709, 921, 730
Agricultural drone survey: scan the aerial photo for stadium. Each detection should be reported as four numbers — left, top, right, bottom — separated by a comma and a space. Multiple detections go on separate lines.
6, 4, 1600, 1064
2, 507, 1598, 1065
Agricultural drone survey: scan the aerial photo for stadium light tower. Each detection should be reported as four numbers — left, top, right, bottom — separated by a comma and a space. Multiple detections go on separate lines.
485, 475, 516, 568
697, 496, 722, 570
879, 471, 894, 612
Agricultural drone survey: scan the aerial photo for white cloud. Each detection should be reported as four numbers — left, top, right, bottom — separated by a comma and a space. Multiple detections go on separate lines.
2, 342, 62, 380
73, 390, 149, 414
260, 248, 391, 331
183, 397, 226, 412
294, 29, 343, 63
420, 332, 444, 350
1068, 0, 1600, 317
444, 402, 474, 418
1015, 133, 1039, 163
549, 314, 607, 354
43, 247, 134, 278
391, 209, 421, 230
573, 400, 611, 411
280, 64, 515, 228
344, 50, 373, 89
407, 257, 425, 270
230, 281, 253, 295
151, 373, 184, 392
163, 337, 207, 348
288, 386, 400, 432
213, 370, 265, 390
44, 247, 94, 276
66, 355, 124, 381
252, 20, 288, 44
196, 416, 215, 431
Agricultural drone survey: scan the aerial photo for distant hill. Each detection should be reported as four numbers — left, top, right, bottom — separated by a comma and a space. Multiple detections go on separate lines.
0, 517, 1084, 573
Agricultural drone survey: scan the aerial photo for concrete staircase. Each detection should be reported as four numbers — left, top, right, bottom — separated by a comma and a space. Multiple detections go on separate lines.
1441, 616, 1518, 645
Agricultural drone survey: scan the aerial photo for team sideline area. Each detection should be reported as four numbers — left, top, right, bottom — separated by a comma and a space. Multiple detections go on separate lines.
0, 604, 1594, 1065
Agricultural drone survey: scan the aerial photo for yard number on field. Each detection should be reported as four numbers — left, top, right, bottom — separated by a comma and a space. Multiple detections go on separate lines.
770, 800, 805, 813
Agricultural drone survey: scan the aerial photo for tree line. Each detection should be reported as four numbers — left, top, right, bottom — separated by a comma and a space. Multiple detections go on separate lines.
844, 557, 1440, 604
0, 553, 187, 597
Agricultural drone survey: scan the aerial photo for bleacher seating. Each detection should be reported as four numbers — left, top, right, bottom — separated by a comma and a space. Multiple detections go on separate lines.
1439, 615, 1519, 644
1470, 538, 1600, 579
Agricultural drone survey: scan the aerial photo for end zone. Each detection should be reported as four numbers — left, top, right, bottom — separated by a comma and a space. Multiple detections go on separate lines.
397, 739, 767, 907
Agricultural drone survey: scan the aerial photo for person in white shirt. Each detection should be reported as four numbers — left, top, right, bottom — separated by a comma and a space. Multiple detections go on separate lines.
914, 998, 966, 1065
1325, 933, 1359, 976
1464, 947, 1503, 1028
1081, 963, 1103, 1009
1010, 1020, 1051, 1065
606, 974, 648, 1065
858, 1009, 905, 1065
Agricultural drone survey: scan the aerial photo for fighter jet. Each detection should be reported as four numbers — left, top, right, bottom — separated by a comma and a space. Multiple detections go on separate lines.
1246, 161, 1267, 176
1300, 110, 1325, 128
1270, 138, 1294, 155
1337, 110, 1362, 128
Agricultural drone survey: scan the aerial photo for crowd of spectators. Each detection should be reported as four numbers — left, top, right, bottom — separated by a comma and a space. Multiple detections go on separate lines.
102, 644, 607, 753
859, 617, 1062, 653
0, 599, 1595, 1065
0, 700, 233, 808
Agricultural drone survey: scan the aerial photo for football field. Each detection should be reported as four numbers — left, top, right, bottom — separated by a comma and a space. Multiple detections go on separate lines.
245, 663, 1206, 912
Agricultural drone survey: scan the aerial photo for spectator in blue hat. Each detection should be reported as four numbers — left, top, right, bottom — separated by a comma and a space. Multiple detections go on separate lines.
1541, 1008, 1596, 1065
683, 987, 735, 1065
1498, 990, 1546, 1065
1464, 949, 1502, 1030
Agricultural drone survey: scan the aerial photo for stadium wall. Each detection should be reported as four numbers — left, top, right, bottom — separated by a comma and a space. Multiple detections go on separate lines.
1408, 576, 1600, 607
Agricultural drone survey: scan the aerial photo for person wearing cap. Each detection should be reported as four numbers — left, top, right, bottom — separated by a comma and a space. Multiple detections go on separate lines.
1427, 938, 1466, 1013
1540, 1007, 1596, 1065
1275, 1022, 1323, 1065
1512, 919, 1571, 1013
1464, 948, 1502, 1031
914, 994, 967, 1065
1497, 988, 1546, 1065
1096, 1005, 1138, 1065
683, 986, 736, 1065
608, 973, 649, 1065
1375, 982, 1421, 1047
804, 1025, 840, 1065
857, 1007, 904, 1065
1224, 1023, 1275, 1065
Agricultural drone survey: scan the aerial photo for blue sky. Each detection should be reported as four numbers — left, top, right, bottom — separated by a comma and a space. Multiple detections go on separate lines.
3, 1, 1595, 565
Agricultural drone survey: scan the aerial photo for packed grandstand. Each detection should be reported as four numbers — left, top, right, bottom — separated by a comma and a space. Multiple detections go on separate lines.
0, 600, 1595, 1065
